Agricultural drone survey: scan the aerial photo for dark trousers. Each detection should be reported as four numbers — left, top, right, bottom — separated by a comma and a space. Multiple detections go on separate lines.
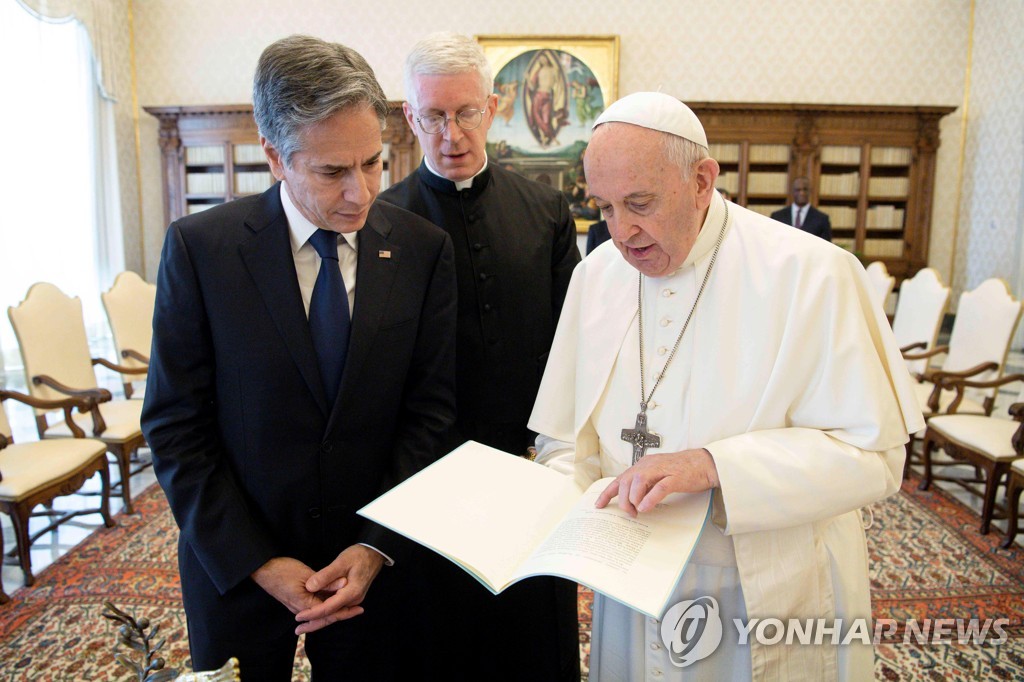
399, 547, 581, 681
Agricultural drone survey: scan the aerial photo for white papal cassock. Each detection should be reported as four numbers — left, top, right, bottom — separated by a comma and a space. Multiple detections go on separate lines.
529, 191, 924, 682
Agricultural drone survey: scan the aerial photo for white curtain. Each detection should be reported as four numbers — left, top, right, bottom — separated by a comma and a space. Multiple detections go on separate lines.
0, 1, 123, 377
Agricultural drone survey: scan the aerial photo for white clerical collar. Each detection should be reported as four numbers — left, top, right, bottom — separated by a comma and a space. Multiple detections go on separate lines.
680, 189, 731, 269
423, 155, 489, 190
281, 182, 358, 254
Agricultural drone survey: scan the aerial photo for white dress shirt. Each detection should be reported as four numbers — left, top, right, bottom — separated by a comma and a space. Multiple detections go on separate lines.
281, 183, 358, 317
790, 203, 807, 227
279, 182, 394, 567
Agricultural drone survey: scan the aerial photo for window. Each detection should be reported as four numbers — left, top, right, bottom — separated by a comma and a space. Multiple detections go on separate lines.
0, 2, 122, 373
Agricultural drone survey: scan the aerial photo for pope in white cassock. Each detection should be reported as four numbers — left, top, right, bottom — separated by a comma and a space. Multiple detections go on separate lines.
529, 93, 925, 681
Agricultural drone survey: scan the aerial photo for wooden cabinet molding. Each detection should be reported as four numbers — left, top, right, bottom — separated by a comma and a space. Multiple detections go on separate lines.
688, 102, 956, 282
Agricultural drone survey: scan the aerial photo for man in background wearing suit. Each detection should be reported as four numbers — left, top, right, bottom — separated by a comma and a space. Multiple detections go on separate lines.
379, 32, 581, 681
772, 176, 832, 241
141, 35, 456, 681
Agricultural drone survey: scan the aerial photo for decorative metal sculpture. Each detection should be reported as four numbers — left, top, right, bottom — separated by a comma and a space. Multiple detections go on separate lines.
103, 601, 240, 681
103, 601, 178, 681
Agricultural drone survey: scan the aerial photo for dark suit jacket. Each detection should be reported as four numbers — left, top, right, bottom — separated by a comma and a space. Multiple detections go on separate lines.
141, 184, 457, 597
585, 219, 610, 254
771, 204, 833, 242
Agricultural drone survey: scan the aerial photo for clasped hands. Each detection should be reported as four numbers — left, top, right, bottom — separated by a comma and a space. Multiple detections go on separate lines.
251, 544, 384, 635
595, 447, 720, 517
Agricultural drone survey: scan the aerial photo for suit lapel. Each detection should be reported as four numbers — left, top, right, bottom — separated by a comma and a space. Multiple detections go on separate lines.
239, 184, 330, 416
330, 204, 401, 428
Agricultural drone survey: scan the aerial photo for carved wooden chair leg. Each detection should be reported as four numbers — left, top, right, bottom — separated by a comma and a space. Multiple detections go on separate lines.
919, 432, 936, 491
7, 503, 35, 587
0, 525, 8, 604
99, 464, 115, 529
979, 464, 1002, 535
109, 445, 134, 515
903, 440, 914, 479
1002, 474, 1024, 549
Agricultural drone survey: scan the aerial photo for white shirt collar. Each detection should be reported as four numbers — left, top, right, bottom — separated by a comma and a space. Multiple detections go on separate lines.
281, 182, 359, 254
423, 154, 489, 190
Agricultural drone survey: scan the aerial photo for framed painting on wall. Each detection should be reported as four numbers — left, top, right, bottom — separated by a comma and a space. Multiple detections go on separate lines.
476, 35, 619, 231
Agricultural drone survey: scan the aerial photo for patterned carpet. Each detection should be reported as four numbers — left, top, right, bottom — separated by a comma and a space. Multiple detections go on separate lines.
0, 477, 1021, 680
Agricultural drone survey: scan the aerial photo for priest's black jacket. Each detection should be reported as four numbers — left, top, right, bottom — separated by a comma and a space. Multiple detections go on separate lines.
380, 161, 581, 455
380, 161, 582, 681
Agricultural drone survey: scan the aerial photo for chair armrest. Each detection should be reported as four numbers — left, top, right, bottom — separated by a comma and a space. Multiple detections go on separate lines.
1008, 402, 1024, 422
934, 371, 1024, 414
30, 376, 111, 436
0, 389, 98, 439
904, 345, 950, 362
900, 341, 928, 354
31, 375, 112, 402
120, 349, 150, 364
922, 362, 1000, 412
93, 357, 149, 375
922, 361, 1000, 386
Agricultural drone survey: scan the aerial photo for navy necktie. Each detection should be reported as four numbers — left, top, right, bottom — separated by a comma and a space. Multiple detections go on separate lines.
308, 229, 351, 405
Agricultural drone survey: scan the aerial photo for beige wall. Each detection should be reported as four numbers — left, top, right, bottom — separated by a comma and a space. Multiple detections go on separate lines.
956, 2, 1024, 300
122, 0, 1017, 311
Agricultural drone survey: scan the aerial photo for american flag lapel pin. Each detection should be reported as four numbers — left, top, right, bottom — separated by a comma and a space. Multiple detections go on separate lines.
378, 250, 392, 259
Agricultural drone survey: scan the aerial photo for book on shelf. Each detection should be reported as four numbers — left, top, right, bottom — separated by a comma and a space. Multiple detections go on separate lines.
717, 171, 739, 195
748, 143, 790, 163
863, 238, 905, 258
820, 172, 860, 196
185, 145, 224, 165
823, 205, 857, 228
820, 145, 861, 165
358, 440, 713, 620
866, 205, 905, 230
746, 171, 788, 194
233, 144, 266, 164
709, 143, 740, 163
870, 146, 912, 166
234, 171, 274, 195
867, 176, 909, 197
185, 172, 226, 195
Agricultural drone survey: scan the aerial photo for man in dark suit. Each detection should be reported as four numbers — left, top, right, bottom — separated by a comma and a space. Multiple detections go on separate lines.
771, 176, 832, 241
141, 36, 456, 681
379, 32, 581, 682
585, 219, 611, 254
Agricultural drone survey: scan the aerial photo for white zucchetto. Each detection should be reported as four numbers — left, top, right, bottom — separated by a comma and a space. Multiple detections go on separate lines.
593, 92, 708, 148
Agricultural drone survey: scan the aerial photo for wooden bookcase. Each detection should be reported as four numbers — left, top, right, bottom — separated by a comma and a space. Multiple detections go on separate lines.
689, 103, 955, 282
145, 103, 419, 227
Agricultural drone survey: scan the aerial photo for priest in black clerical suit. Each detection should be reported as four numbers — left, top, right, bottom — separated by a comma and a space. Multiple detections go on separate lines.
771, 175, 833, 241
378, 33, 581, 682
381, 161, 579, 455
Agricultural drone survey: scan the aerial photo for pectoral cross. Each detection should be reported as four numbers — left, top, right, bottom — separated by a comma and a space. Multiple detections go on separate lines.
621, 406, 661, 465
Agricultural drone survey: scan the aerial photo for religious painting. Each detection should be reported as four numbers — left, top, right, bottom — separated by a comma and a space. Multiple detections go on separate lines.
476, 35, 619, 231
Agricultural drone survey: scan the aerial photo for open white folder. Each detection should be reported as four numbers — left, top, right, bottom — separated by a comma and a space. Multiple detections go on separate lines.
358, 440, 712, 619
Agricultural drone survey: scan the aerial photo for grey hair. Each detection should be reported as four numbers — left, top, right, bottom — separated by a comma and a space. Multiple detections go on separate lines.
403, 32, 493, 110
253, 35, 389, 166
591, 122, 709, 180
662, 133, 709, 181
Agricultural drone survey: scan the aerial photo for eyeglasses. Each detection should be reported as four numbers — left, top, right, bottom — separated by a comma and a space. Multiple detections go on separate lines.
415, 108, 486, 135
